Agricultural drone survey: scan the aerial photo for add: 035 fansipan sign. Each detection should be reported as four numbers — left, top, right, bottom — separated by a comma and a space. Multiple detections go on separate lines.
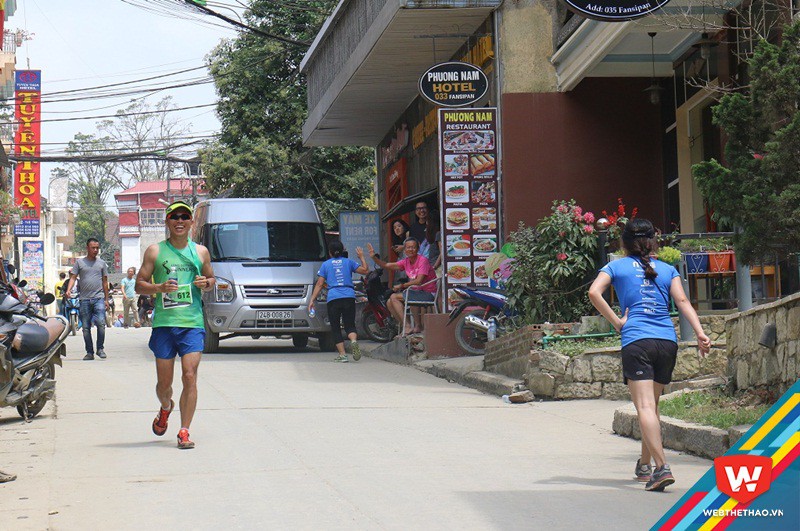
562, 0, 672, 21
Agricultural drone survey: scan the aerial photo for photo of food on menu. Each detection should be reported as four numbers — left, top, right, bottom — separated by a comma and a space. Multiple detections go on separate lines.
447, 263, 471, 284
471, 181, 496, 203
473, 261, 489, 284
446, 234, 471, 256
471, 207, 497, 230
472, 235, 497, 256
442, 130, 495, 152
470, 154, 495, 176
444, 181, 469, 203
445, 208, 470, 230
443, 154, 469, 177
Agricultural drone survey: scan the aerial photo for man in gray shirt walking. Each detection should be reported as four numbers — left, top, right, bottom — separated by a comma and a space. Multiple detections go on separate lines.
66, 238, 110, 360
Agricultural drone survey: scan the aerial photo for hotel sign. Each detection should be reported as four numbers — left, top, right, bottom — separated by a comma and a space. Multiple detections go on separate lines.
419, 62, 488, 108
13, 70, 42, 237
562, 0, 672, 21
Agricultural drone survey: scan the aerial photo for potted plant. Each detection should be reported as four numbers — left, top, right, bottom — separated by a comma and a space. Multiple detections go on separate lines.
677, 239, 709, 273
676, 238, 734, 274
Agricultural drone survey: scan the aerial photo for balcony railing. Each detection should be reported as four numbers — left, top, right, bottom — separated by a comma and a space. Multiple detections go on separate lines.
2, 33, 16, 53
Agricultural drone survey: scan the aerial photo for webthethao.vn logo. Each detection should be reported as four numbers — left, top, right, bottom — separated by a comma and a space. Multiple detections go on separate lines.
714, 455, 773, 503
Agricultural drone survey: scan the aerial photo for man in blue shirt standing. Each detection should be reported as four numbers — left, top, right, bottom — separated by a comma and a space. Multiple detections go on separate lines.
120, 267, 140, 328
309, 241, 369, 362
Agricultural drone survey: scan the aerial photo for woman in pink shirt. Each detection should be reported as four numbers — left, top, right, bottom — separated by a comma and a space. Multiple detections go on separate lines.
366, 238, 437, 335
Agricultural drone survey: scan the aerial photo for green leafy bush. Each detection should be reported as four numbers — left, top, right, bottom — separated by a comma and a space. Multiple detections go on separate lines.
657, 246, 682, 265
506, 200, 598, 324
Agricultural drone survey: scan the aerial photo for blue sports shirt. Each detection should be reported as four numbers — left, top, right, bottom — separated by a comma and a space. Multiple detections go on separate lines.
317, 258, 361, 302
599, 256, 679, 347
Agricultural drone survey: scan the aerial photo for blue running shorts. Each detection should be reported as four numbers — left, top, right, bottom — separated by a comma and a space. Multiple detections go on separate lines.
149, 327, 205, 359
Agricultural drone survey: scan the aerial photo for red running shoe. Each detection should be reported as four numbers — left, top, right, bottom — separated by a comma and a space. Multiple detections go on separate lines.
177, 428, 195, 449
152, 399, 174, 436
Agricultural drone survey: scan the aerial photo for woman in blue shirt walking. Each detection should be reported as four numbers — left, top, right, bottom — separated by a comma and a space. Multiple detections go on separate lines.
589, 219, 710, 492
310, 240, 369, 362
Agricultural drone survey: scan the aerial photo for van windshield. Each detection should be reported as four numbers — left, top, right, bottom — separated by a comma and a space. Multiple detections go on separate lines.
208, 222, 326, 262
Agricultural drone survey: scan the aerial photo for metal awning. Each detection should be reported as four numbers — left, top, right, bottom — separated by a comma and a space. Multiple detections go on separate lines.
301, 0, 501, 147
552, 1, 734, 91
381, 187, 438, 222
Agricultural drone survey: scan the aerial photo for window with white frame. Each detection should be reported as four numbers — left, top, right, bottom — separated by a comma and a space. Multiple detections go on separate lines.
140, 209, 165, 226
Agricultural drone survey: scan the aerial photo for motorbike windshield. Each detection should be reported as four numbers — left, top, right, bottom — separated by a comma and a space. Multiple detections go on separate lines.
208, 222, 327, 262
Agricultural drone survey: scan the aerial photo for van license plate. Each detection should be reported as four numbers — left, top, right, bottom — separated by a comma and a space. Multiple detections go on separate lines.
256, 311, 292, 320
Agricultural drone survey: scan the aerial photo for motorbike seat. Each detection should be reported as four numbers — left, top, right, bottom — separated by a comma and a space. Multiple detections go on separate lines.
11, 318, 66, 356
471, 287, 507, 296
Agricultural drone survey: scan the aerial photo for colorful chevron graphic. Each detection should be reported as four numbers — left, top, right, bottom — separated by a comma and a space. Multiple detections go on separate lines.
653, 379, 800, 530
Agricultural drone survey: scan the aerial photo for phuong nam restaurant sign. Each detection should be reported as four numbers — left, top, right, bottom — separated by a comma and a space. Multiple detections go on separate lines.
438, 108, 500, 309
419, 62, 488, 107
14, 70, 42, 237
562, 0, 672, 21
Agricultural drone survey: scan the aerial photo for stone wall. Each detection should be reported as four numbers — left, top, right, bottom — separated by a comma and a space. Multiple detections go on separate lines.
726, 292, 800, 396
528, 343, 728, 400
485, 323, 573, 379
486, 315, 728, 400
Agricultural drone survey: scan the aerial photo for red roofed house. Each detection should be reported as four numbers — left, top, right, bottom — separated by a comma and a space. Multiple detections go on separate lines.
114, 177, 207, 272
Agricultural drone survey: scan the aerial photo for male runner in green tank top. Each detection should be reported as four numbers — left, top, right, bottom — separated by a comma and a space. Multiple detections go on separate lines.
136, 201, 215, 449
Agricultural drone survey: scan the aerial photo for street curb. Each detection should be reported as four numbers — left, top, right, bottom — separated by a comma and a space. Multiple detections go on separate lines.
611, 391, 753, 459
416, 358, 522, 396
365, 337, 411, 365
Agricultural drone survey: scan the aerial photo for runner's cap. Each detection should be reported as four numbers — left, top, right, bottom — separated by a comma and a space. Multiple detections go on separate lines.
165, 201, 193, 217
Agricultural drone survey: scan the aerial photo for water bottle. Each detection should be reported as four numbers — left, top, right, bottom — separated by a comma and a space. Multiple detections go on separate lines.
308, 306, 316, 318
167, 266, 178, 300
487, 318, 497, 342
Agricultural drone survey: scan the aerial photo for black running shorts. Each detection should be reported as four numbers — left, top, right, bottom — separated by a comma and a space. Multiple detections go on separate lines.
620, 338, 678, 385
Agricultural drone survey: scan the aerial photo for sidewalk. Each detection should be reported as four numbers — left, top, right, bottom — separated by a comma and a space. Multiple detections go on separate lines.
1, 330, 713, 530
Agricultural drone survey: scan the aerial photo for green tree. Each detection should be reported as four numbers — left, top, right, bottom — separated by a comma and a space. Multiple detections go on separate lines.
693, 19, 800, 263
52, 134, 116, 254
201, 0, 374, 228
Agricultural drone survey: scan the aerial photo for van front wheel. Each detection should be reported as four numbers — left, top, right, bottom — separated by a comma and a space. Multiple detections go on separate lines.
204, 320, 220, 353
317, 332, 336, 352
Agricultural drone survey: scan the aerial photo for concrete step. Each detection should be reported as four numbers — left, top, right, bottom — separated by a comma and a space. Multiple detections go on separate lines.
416, 356, 523, 396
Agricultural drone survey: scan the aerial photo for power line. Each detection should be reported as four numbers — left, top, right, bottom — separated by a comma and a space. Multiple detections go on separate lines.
180, 0, 310, 47
0, 102, 216, 126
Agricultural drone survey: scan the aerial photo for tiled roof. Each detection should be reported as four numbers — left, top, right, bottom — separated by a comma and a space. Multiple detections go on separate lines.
115, 179, 205, 197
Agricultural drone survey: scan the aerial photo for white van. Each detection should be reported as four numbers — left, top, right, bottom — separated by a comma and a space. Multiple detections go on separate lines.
192, 198, 335, 352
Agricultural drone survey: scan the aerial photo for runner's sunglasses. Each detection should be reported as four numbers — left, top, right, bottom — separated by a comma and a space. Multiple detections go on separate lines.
168, 213, 192, 221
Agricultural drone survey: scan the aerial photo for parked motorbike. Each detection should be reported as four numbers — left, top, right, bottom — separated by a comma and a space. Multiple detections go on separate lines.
0, 266, 69, 420
359, 268, 398, 343
447, 286, 510, 356
64, 296, 80, 335
105, 284, 116, 327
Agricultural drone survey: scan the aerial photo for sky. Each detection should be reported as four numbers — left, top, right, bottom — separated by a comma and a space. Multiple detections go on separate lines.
8, 0, 242, 205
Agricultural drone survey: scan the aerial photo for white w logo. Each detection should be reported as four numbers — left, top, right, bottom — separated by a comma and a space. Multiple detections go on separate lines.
725, 466, 762, 492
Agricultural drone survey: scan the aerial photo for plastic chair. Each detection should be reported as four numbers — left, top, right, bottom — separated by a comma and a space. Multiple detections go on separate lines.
401, 277, 442, 336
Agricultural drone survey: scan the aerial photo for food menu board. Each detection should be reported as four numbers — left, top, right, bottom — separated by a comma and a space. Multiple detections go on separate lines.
438, 108, 500, 309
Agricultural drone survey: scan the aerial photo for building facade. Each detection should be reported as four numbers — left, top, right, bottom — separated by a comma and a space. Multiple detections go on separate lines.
115, 178, 207, 272
301, 0, 787, 252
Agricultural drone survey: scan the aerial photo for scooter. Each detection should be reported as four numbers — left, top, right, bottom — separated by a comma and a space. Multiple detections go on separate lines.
0, 266, 69, 420
359, 268, 398, 343
105, 284, 116, 327
64, 295, 81, 335
447, 285, 510, 356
